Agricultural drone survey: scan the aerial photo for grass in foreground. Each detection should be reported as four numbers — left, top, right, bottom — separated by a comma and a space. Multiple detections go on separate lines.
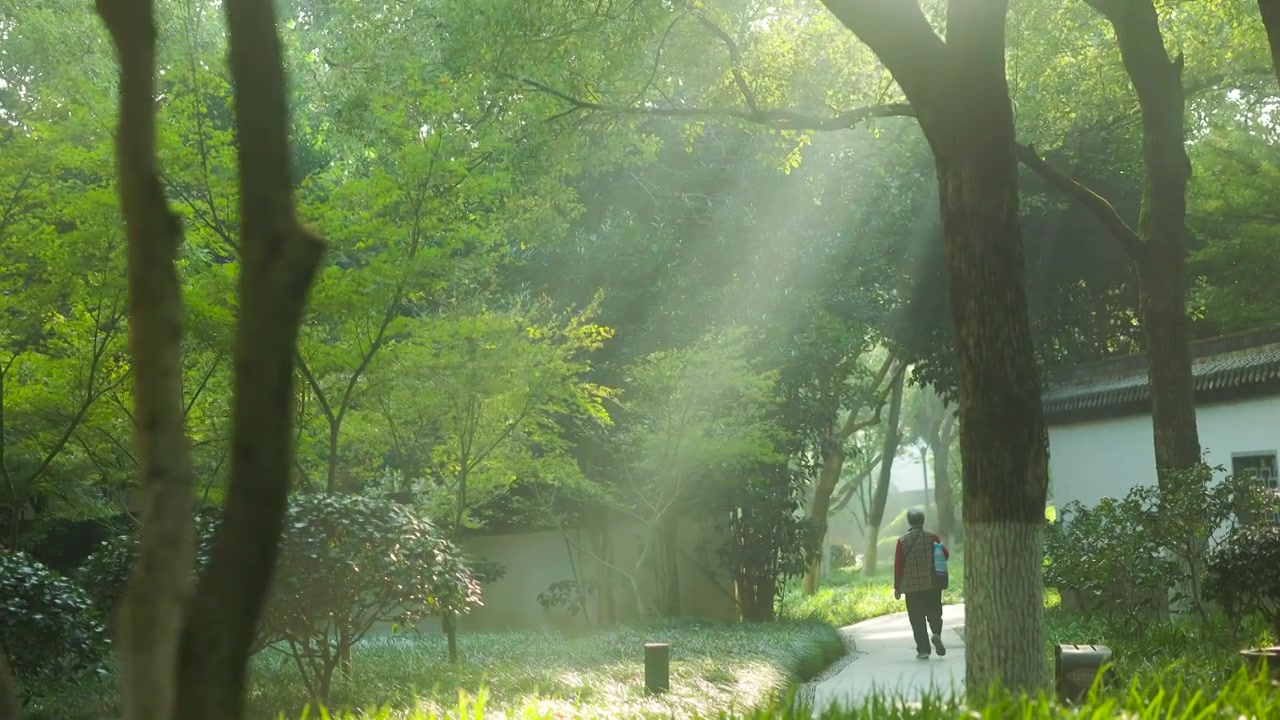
23, 620, 843, 720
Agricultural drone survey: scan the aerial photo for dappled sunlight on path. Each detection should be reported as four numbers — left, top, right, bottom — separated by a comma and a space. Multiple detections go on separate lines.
812, 603, 966, 715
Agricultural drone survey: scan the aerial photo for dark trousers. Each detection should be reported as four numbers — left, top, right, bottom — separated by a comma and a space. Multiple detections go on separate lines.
904, 589, 943, 654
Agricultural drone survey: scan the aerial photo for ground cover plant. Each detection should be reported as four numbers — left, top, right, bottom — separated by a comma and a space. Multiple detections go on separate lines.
21, 621, 843, 720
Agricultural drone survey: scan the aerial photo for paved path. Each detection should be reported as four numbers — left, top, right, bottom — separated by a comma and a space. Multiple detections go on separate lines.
812, 603, 966, 715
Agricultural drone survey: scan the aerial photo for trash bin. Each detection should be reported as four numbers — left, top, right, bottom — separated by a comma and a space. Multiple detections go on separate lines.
1055, 644, 1114, 703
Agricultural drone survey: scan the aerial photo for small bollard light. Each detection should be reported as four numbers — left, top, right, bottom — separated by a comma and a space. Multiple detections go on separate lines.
644, 642, 670, 695
1055, 643, 1115, 704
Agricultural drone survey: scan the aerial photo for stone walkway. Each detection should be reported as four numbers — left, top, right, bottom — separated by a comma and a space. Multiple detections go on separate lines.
811, 603, 966, 715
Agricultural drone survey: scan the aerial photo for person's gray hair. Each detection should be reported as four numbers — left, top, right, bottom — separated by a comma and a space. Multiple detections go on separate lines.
907, 507, 925, 528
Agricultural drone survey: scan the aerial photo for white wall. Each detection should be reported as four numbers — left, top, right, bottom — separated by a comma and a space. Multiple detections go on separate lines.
1048, 395, 1280, 509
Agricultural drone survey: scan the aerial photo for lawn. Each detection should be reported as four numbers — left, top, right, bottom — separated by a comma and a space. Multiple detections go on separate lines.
778, 549, 966, 628
25, 621, 843, 720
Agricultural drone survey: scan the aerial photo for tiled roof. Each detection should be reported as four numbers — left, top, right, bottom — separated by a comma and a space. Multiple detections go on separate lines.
1042, 326, 1280, 419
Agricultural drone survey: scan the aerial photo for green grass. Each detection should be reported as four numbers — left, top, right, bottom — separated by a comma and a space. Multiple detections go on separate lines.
24, 621, 843, 720
778, 550, 966, 628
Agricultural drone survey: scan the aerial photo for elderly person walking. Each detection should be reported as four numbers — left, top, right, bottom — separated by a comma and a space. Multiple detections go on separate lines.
892, 507, 949, 660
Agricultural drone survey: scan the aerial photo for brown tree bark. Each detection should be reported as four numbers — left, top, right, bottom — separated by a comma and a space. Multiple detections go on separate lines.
1259, 0, 1280, 88
821, 0, 1051, 694
97, 0, 323, 717
801, 355, 894, 594
1021, 0, 1202, 484
95, 1, 197, 718
173, 0, 324, 714
862, 363, 904, 577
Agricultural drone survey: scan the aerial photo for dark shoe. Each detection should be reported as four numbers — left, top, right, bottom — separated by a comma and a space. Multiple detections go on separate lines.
916, 652, 930, 660
932, 633, 947, 657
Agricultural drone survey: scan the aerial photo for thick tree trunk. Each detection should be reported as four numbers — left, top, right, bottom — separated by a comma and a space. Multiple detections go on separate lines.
862, 367, 904, 577
802, 445, 845, 594
1259, 0, 1280, 88
1138, 247, 1201, 476
1094, 0, 1202, 483
95, 3, 197, 719
172, 0, 324, 715
821, 0, 1052, 693
934, 114, 1050, 700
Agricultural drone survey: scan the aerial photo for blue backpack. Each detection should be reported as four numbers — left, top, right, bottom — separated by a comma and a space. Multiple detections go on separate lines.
932, 540, 950, 590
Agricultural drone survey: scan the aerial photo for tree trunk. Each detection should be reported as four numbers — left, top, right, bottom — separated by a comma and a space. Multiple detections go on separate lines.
1098, 0, 1202, 483
802, 445, 846, 594
1259, 0, 1280, 88
862, 366, 904, 577
170, 0, 325, 715
95, 2, 197, 718
325, 421, 340, 493
659, 514, 682, 617
0, 651, 21, 720
862, 522, 880, 577
931, 413, 958, 540
932, 433, 955, 540
1138, 246, 1201, 477
820, 0, 1051, 694
1025, 1, 1202, 486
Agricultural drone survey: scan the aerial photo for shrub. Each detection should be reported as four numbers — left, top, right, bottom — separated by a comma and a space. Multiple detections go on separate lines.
1043, 496, 1175, 626
0, 551, 107, 682
828, 543, 858, 570
1044, 462, 1277, 627
76, 514, 219, 627
1205, 523, 1280, 643
261, 494, 481, 702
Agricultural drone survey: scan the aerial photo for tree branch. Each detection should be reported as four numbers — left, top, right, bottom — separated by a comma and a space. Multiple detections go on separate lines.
819, 0, 948, 109
1014, 143, 1143, 259
509, 73, 915, 132
837, 354, 896, 439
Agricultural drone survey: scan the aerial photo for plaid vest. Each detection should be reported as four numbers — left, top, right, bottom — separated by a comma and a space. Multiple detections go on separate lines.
898, 527, 938, 594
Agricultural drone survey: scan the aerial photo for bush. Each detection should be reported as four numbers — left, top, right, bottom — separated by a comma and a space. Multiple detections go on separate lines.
1206, 523, 1280, 643
76, 514, 219, 627
0, 551, 107, 682
1043, 496, 1175, 626
261, 494, 481, 702
828, 543, 858, 570
1044, 462, 1277, 627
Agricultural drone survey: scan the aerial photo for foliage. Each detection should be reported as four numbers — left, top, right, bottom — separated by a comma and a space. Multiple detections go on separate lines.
1042, 606, 1272, 691
1044, 463, 1278, 628
614, 327, 789, 616
1206, 523, 1280, 642
75, 514, 220, 626
535, 579, 594, 618
260, 494, 481, 702
828, 544, 858, 571
0, 551, 107, 683
1043, 495, 1176, 627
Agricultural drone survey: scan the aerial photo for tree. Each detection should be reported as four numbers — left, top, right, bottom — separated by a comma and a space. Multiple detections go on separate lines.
816, 0, 1052, 693
611, 328, 784, 618
1017, 0, 1204, 488
904, 384, 959, 539
861, 361, 906, 577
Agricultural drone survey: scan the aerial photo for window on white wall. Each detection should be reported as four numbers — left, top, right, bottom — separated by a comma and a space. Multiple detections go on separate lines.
1232, 452, 1279, 523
